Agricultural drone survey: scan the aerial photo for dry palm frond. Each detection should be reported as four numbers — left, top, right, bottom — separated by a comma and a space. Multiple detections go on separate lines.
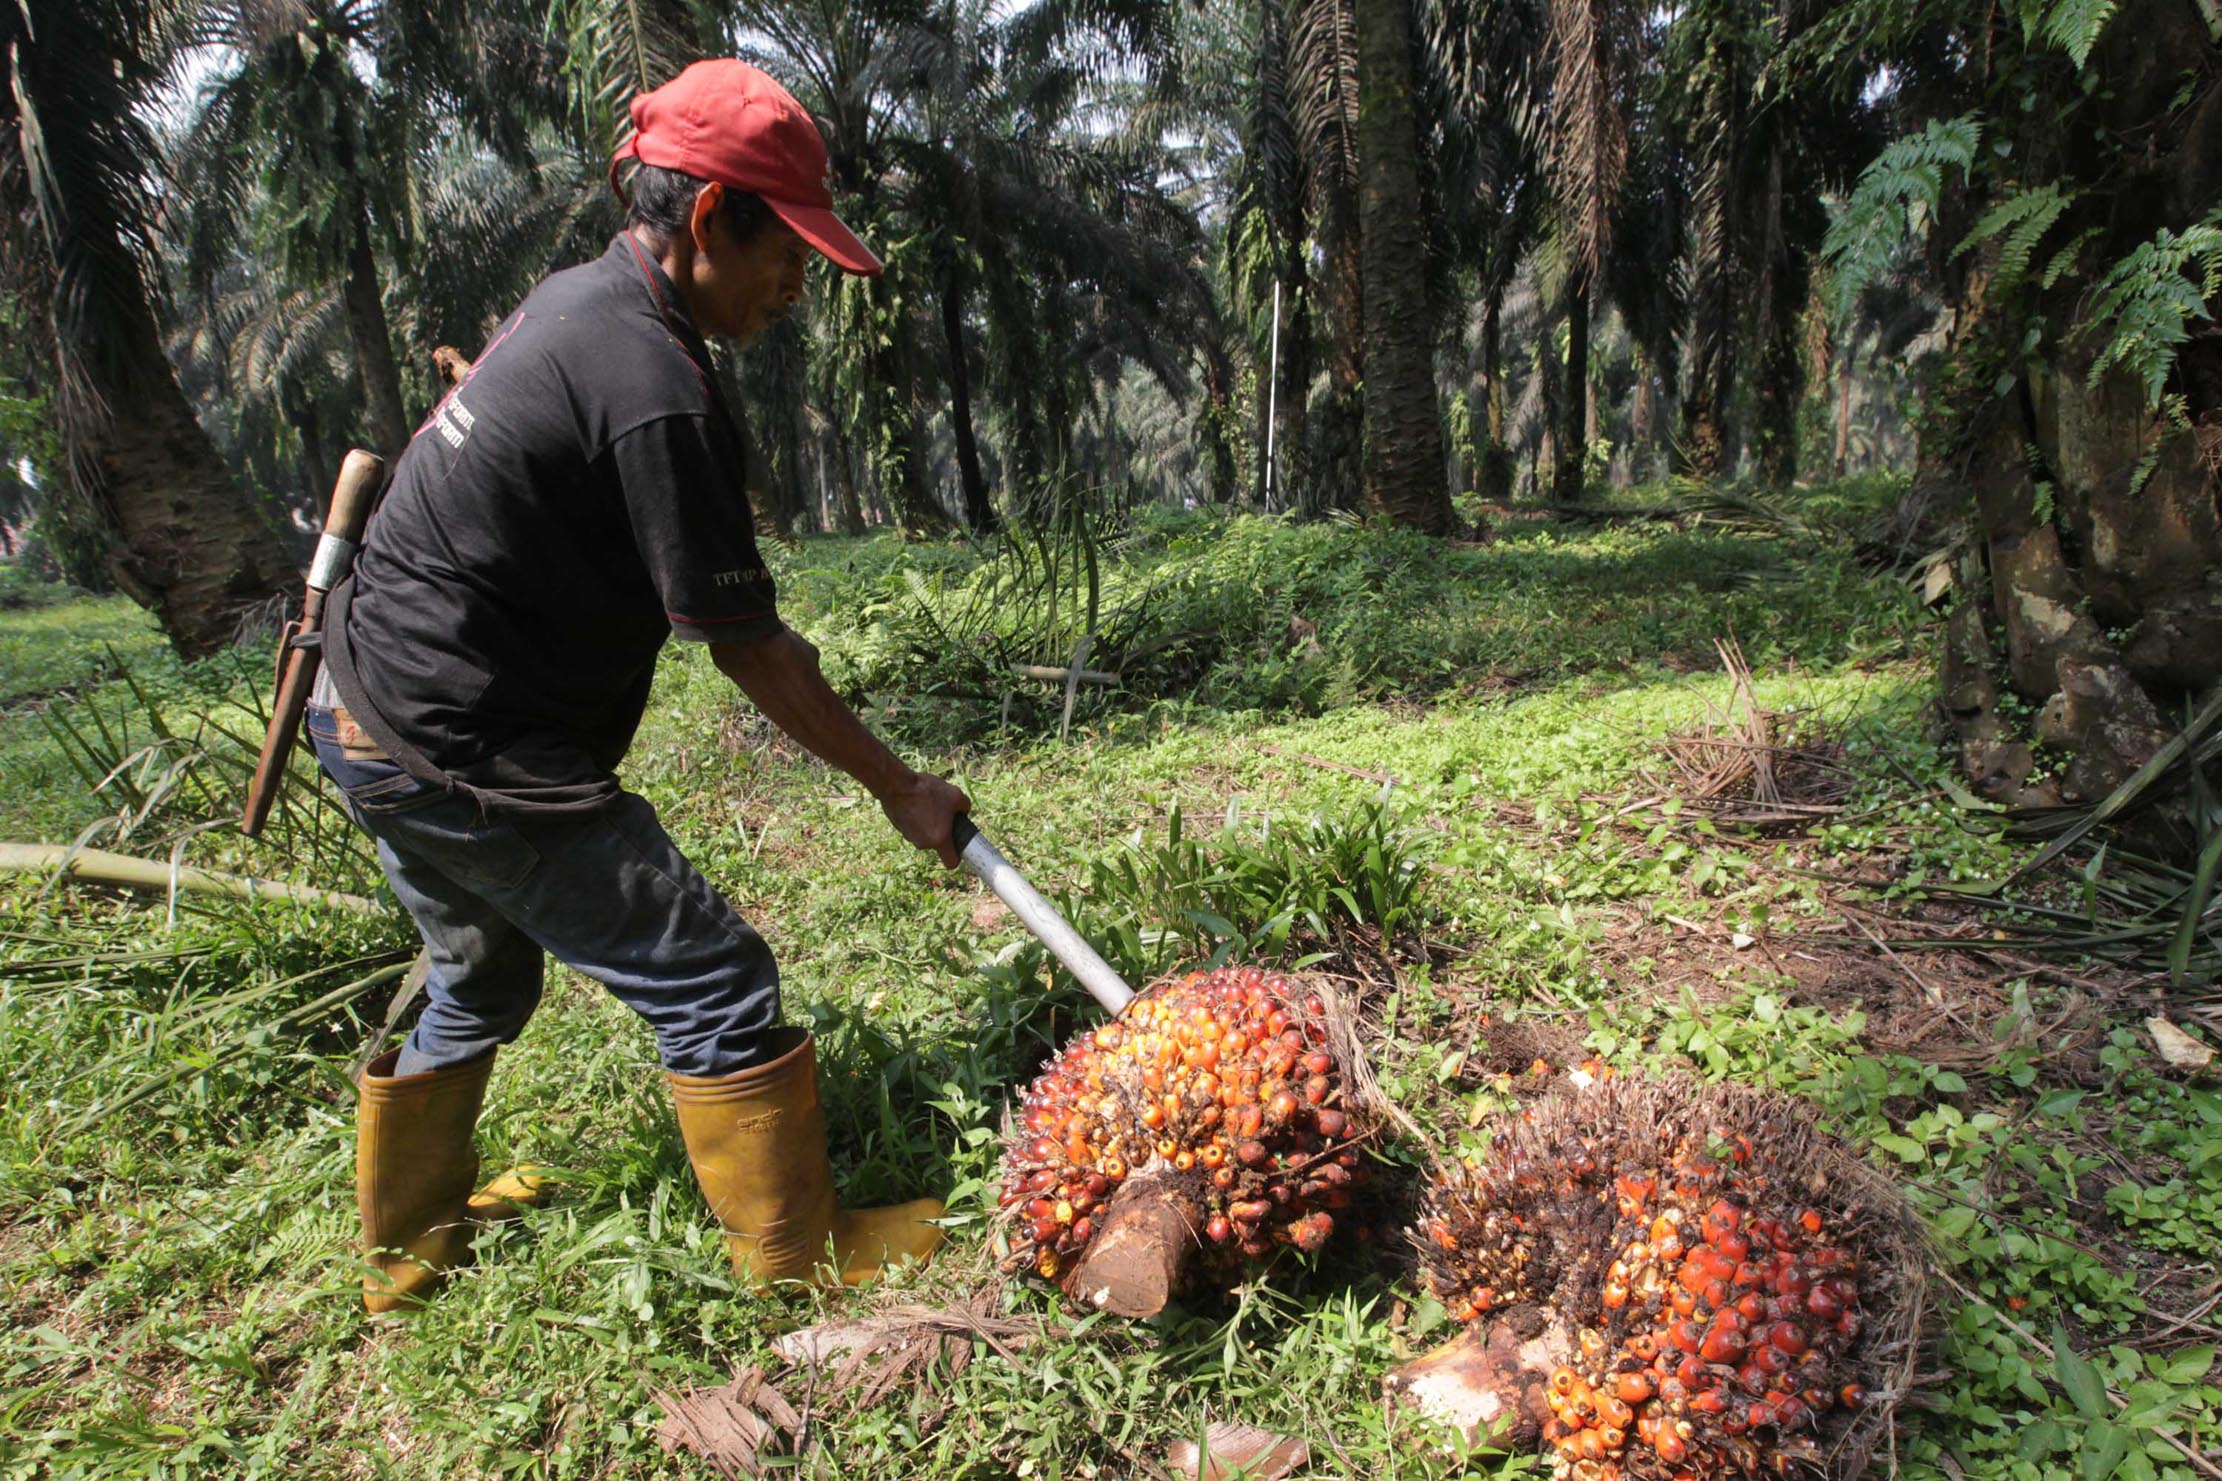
1543, 0, 1640, 285
658, 1289, 1070, 1475
1647, 638, 1853, 829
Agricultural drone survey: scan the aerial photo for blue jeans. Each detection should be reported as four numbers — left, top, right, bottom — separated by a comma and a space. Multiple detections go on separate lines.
307, 704, 779, 1077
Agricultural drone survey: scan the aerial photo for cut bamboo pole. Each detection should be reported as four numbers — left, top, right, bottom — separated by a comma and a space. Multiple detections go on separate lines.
0, 842, 385, 915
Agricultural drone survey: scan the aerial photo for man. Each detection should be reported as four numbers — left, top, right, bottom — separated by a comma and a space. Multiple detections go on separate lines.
307, 60, 965, 1313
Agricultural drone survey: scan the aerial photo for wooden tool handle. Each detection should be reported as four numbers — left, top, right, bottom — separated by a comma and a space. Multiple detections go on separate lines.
325, 449, 385, 544
305, 450, 386, 594
242, 447, 386, 838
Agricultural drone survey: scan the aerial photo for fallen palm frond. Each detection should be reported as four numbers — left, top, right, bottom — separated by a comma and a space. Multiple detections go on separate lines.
0, 841, 384, 915
1644, 638, 1854, 829
1666, 482, 1817, 539
1909, 686, 2222, 989
657, 1291, 1069, 1475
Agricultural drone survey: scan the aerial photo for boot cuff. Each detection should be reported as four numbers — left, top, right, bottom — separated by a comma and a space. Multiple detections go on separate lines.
667, 1027, 813, 1104
359, 1047, 497, 1104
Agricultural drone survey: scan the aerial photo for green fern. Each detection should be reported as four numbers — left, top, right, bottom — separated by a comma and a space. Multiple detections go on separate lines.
1821, 114, 1982, 326
1956, 184, 2076, 294
2083, 214, 2222, 406
2021, 0, 2120, 68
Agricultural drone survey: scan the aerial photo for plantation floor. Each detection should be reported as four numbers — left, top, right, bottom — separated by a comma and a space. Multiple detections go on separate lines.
2, 502, 2217, 1481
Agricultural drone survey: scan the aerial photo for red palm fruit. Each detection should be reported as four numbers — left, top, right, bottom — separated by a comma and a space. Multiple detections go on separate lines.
1703, 1277, 1732, 1310
1769, 1323, 1809, 1357
1315, 1108, 1350, 1139
1687, 1389, 1727, 1416
1669, 1319, 1704, 1354
1806, 1284, 1844, 1320
1736, 1291, 1768, 1322
1070, 1217, 1093, 1244
1228, 1199, 1272, 1223
1030, 1216, 1060, 1243
1839, 1384, 1866, 1409
1206, 1216, 1233, 1243
1799, 1209, 1824, 1235
1237, 1140, 1270, 1167
1292, 1213, 1332, 1253
1653, 1430, 1688, 1464
1212, 1165, 1237, 1191
1266, 1091, 1300, 1124
1745, 1400, 1777, 1429
1551, 1368, 1577, 1395
1598, 1395, 1634, 1430
1614, 1373, 1654, 1404
1699, 1327, 1746, 1365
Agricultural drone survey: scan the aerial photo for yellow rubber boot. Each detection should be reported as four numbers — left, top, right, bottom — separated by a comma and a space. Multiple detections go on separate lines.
355, 1049, 543, 1312
668, 1028, 944, 1286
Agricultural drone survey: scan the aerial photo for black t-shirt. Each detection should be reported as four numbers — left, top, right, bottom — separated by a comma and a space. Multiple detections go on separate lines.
324, 233, 782, 814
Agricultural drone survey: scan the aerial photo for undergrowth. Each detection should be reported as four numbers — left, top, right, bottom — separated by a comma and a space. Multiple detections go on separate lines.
3, 483, 2216, 1481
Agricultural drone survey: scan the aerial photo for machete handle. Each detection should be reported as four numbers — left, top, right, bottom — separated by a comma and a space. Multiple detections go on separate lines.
306, 449, 387, 593
951, 812, 979, 853
242, 448, 387, 838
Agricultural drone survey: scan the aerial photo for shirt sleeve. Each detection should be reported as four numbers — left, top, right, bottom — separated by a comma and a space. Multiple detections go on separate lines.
608, 411, 784, 644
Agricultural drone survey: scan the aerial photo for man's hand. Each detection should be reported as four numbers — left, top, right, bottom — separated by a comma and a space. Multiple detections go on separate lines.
711, 630, 971, 868
876, 769, 972, 868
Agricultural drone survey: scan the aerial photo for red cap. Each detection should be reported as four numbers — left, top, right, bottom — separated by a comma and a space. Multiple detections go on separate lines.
610, 60, 882, 276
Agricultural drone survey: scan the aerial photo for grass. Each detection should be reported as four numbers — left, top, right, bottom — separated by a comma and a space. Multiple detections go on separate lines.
4, 486, 2219, 1481
0, 583, 164, 710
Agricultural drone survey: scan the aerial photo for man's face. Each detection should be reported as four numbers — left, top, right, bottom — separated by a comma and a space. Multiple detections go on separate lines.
687, 184, 811, 342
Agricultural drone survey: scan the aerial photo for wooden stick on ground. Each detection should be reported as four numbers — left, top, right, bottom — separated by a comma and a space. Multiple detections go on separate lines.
0, 842, 385, 915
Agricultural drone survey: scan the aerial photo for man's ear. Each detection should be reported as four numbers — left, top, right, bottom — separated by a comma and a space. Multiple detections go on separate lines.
690, 182, 724, 253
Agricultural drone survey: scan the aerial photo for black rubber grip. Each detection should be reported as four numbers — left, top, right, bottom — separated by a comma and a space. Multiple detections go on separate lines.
951, 812, 979, 852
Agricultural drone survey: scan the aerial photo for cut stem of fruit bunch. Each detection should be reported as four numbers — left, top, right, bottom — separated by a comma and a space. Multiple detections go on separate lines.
999, 967, 1376, 1317
1388, 1074, 1925, 1480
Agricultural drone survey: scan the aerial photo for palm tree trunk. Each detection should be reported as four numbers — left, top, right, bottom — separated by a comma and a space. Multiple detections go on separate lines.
1203, 338, 1240, 504
1553, 271, 1591, 502
341, 198, 411, 457
1833, 352, 1853, 475
93, 304, 295, 656
1353, 0, 1451, 532
1478, 296, 1513, 503
828, 417, 867, 535
866, 291, 953, 538
941, 274, 996, 532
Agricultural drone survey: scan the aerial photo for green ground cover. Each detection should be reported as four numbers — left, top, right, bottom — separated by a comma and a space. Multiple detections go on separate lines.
0, 582, 164, 711
3, 493, 2216, 1480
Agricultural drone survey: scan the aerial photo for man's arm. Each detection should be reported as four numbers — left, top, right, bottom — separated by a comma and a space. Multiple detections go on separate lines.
710, 628, 970, 866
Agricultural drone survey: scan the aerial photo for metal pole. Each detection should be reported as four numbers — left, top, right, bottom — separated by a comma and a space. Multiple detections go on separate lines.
1264, 280, 1282, 512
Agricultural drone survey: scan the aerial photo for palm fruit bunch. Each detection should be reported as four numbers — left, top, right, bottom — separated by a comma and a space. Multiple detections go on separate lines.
1412, 1075, 1916, 1481
999, 967, 1367, 1284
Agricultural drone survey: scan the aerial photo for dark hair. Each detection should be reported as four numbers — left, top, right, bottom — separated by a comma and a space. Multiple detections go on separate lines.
623, 163, 779, 247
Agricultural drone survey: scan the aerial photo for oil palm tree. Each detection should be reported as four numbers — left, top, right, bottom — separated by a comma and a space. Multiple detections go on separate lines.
0, 0, 295, 655
170, 0, 561, 459
1353, 0, 1452, 530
